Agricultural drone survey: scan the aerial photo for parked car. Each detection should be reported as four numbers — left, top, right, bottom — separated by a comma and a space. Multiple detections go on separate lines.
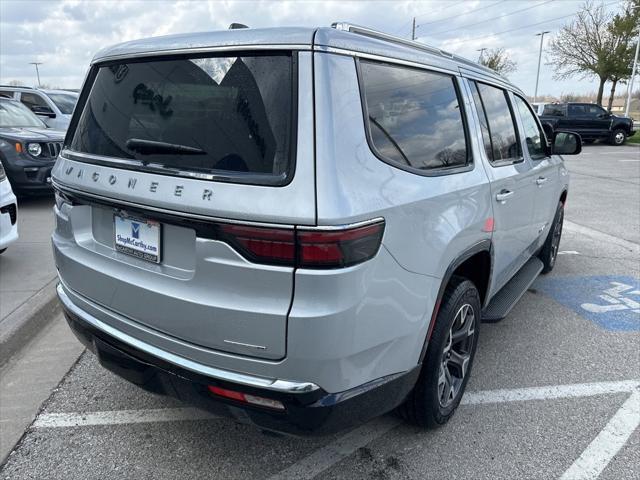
0, 97, 64, 195
531, 102, 547, 116
539, 102, 636, 145
0, 86, 78, 131
0, 161, 18, 254
51, 23, 581, 435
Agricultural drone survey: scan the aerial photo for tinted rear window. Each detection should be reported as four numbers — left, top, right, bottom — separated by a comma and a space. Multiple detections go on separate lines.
69, 54, 294, 184
359, 60, 468, 173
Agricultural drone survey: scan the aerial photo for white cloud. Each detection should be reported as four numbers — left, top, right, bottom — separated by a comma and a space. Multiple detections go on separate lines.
0, 0, 626, 97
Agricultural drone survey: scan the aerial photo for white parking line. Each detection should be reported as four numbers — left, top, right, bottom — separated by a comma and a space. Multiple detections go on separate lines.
564, 220, 640, 252
559, 390, 640, 480
266, 380, 639, 480
31, 380, 640, 480
267, 416, 402, 480
461, 380, 639, 406
33, 407, 217, 428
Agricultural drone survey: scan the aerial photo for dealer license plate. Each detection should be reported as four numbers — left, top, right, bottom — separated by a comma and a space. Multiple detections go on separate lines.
114, 214, 161, 263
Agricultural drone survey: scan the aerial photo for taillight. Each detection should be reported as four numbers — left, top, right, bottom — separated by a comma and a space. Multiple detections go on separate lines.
219, 224, 295, 265
297, 222, 385, 268
217, 219, 385, 269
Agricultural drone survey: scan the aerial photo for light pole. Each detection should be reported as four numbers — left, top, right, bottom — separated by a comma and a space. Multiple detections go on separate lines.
624, 28, 640, 117
533, 31, 550, 103
477, 48, 487, 61
29, 62, 43, 87
412, 17, 416, 41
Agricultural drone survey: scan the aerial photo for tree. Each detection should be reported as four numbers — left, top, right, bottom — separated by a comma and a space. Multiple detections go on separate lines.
7, 80, 24, 86
605, 0, 640, 110
547, 2, 613, 106
479, 48, 517, 75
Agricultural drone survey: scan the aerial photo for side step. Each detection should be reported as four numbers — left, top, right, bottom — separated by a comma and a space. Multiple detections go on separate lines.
482, 257, 544, 323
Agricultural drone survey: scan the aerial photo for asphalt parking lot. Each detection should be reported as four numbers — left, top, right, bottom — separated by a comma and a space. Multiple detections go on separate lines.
0, 144, 638, 479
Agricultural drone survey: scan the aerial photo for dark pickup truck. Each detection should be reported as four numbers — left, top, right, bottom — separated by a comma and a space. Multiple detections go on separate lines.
539, 103, 635, 146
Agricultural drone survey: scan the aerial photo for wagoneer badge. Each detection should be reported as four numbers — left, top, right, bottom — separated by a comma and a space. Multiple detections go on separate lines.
64, 165, 214, 201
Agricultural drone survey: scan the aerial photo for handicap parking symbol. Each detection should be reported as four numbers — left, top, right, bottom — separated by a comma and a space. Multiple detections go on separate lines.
535, 275, 640, 332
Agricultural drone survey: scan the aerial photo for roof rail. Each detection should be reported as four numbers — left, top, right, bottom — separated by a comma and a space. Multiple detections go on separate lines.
331, 22, 502, 79
332, 22, 452, 57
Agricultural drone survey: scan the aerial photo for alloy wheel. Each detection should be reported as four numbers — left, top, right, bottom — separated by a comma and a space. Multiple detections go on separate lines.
550, 208, 564, 266
438, 303, 476, 408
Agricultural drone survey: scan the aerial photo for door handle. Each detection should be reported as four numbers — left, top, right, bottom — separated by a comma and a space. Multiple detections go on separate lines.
496, 190, 514, 203
536, 177, 548, 186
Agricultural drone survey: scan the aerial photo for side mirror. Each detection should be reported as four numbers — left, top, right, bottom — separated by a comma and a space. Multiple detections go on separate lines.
31, 106, 56, 118
553, 131, 582, 155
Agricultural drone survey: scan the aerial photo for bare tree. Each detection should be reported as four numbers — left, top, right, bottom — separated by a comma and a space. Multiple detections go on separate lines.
7, 80, 24, 86
479, 48, 517, 75
605, 0, 640, 110
547, 2, 613, 105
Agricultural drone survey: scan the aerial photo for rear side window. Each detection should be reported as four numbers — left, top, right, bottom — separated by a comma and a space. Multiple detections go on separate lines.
542, 104, 565, 116
470, 82, 521, 165
359, 60, 468, 173
69, 53, 295, 185
568, 104, 586, 116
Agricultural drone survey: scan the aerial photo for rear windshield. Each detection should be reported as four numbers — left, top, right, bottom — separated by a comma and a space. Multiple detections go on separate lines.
68, 53, 294, 184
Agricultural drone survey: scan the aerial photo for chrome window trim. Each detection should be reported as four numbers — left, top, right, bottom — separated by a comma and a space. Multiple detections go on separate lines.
92, 43, 312, 64
57, 281, 320, 393
315, 45, 459, 77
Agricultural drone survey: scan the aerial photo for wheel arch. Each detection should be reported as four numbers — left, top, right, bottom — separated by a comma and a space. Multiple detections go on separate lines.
418, 240, 492, 363
560, 189, 568, 205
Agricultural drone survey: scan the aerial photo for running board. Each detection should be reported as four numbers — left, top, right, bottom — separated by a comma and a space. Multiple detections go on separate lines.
482, 257, 544, 323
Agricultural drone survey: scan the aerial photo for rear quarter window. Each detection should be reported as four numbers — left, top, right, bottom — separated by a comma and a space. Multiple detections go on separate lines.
358, 60, 469, 174
68, 53, 296, 186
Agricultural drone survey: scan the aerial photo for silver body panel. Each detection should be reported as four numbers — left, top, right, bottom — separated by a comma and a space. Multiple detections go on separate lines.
52, 26, 569, 394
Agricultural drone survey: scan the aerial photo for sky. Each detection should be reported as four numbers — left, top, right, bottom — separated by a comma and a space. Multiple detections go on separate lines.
0, 0, 630, 98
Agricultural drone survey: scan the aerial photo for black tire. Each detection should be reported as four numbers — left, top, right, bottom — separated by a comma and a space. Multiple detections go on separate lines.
539, 201, 564, 274
610, 129, 627, 146
399, 276, 480, 428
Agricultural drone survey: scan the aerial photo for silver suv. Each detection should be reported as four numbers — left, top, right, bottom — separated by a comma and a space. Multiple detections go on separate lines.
0, 86, 78, 131
51, 23, 581, 435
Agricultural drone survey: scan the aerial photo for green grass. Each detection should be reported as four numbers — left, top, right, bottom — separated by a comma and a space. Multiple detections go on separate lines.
627, 134, 640, 144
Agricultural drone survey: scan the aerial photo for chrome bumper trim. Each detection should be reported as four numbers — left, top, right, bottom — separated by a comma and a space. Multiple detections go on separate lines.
56, 282, 320, 394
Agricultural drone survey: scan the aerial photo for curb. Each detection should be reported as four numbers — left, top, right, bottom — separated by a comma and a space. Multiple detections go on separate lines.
0, 278, 60, 368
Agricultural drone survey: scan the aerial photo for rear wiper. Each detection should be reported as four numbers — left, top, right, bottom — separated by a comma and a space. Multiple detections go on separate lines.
125, 138, 206, 155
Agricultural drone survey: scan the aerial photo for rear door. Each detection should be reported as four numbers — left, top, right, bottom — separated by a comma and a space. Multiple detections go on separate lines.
54, 50, 316, 360
583, 104, 611, 137
512, 93, 559, 248
468, 80, 538, 294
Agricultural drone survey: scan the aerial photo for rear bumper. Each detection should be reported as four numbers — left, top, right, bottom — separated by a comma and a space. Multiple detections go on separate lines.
58, 283, 419, 435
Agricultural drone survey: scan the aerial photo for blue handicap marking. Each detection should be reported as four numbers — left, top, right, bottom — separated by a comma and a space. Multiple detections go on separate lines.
534, 275, 640, 332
